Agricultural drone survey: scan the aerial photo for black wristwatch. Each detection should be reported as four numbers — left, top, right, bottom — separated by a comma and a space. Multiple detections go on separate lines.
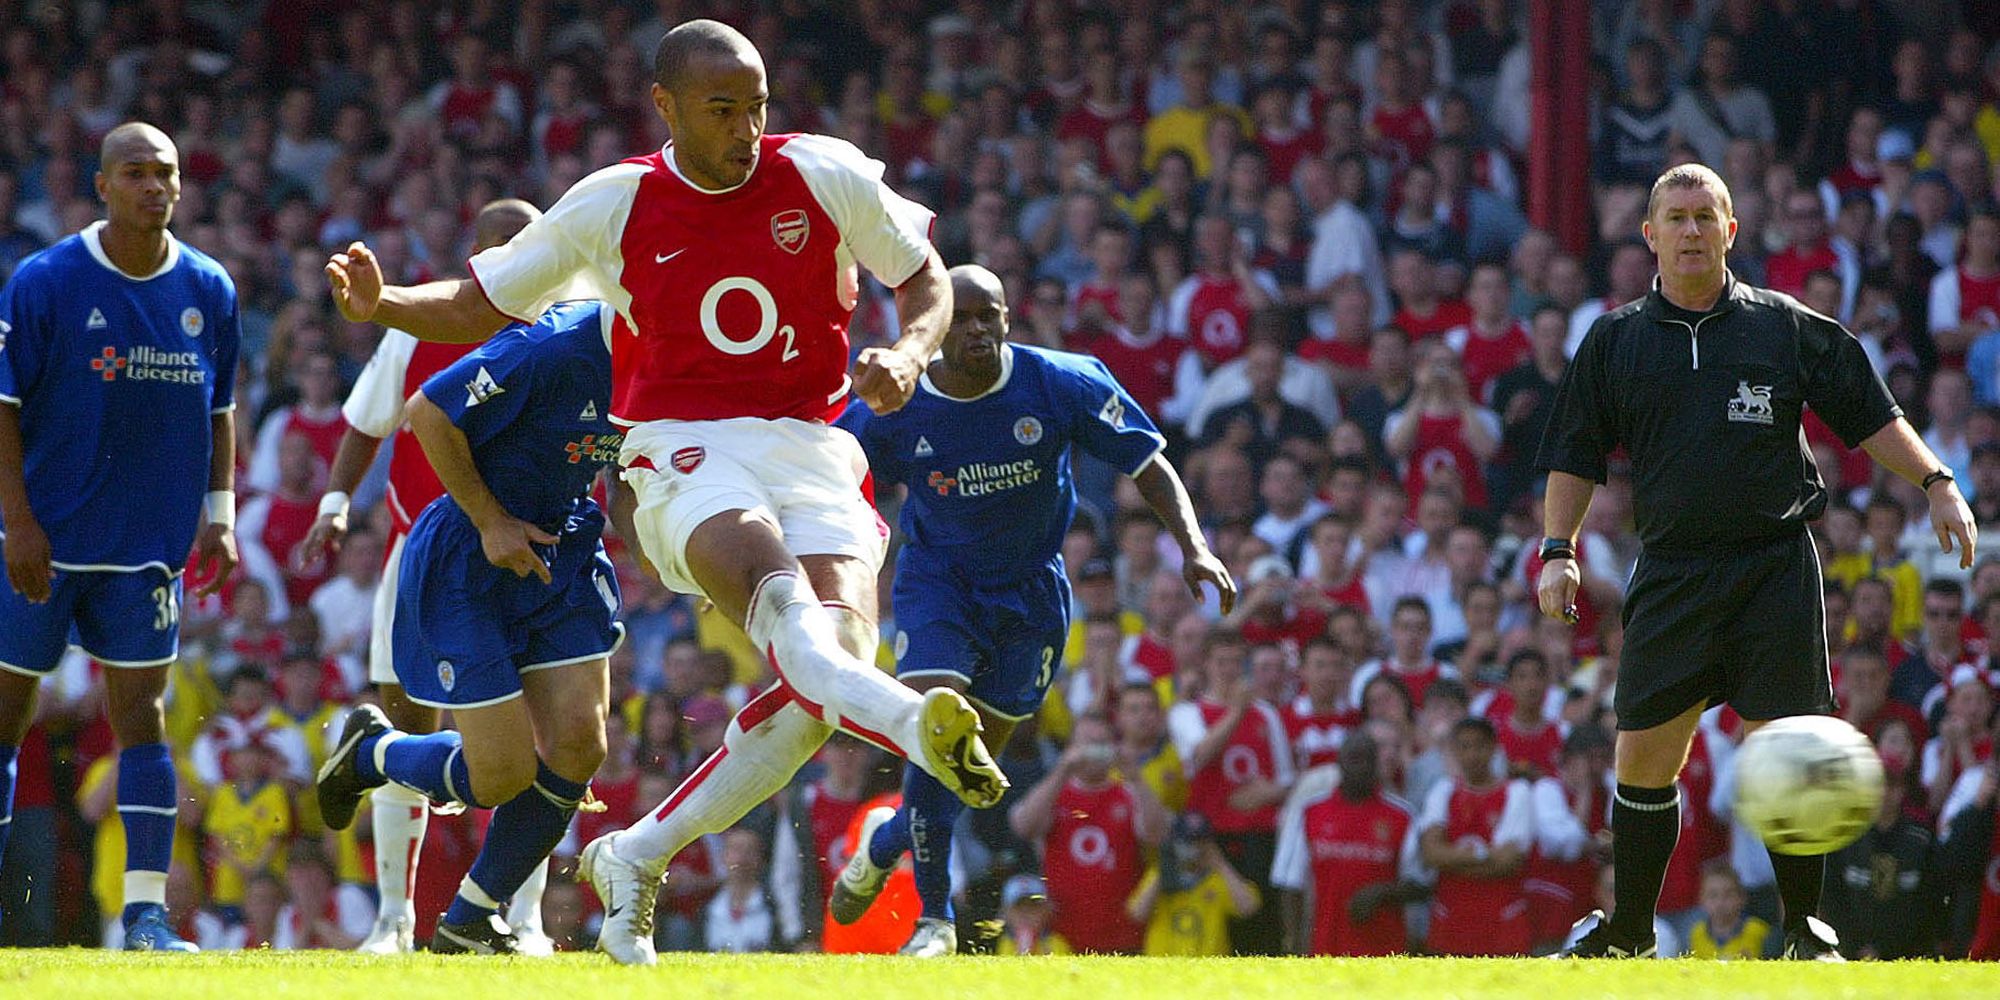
1539, 536, 1577, 562
1923, 469, 1955, 492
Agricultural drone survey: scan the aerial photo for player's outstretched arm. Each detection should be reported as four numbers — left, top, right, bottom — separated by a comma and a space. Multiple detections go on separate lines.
854, 248, 952, 415
1132, 455, 1237, 613
1861, 417, 1978, 569
0, 404, 52, 602
190, 410, 240, 598
406, 391, 556, 584
326, 242, 509, 344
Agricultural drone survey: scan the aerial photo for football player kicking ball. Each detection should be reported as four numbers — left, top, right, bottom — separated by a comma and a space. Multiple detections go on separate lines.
325, 20, 1007, 964
303, 199, 552, 955
315, 300, 624, 954
830, 265, 1236, 954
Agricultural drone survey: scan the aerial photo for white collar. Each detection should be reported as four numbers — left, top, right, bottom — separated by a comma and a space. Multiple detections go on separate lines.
82, 220, 181, 281
660, 142, 757, 195
919, 344, 1015, 401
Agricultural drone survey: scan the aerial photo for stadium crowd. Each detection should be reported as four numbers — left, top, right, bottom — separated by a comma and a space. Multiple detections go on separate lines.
7, 0, 2000, 961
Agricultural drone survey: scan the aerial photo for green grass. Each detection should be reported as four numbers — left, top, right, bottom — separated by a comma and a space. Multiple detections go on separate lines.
3, 951, 1998, 999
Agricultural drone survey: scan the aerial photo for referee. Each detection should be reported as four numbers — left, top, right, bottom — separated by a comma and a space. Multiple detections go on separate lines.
1535, 164, 1977, 960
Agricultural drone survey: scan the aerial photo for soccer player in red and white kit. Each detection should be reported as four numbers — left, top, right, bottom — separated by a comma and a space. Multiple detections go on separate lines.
1416, 717, 1536, 956
1270, 732, 1422, 956
305, 200, 546, 955
1009, 713, 1168, 954
323, 21, 1007, 965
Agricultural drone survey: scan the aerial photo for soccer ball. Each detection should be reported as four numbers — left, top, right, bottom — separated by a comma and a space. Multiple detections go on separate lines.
1733, 715, 1884, 856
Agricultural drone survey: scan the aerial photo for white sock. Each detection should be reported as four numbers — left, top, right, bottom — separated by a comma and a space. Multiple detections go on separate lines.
746, 571, 921, 755
509, 858, 549, 935
613, 685, 831, 866
371, 783, 430, 922
124, 870, 167, 907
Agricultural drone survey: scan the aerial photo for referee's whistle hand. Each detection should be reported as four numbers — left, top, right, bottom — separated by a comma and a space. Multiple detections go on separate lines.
1536, 558, 1581, 621
1929, 483, 1979, 570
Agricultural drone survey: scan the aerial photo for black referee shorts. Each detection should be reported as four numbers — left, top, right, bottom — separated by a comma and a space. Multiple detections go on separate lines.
1615, 530, 1834, 732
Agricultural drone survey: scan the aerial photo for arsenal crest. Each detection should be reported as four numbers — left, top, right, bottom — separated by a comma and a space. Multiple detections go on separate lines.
771, 209, 809, 254
671, 446, 706, 474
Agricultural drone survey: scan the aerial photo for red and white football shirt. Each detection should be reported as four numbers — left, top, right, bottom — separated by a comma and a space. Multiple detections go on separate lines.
1271, 785, 1413, 956
467, 133, 936, 436
1420, 778, 1535, 956
341, 329, 480, 534
1043, 779, 1148, 954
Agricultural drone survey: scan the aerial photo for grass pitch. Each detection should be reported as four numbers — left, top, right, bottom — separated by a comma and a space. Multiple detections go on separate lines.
3, 950, 1996, 999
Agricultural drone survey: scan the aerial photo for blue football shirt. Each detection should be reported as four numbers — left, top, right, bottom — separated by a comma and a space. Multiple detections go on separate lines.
839, 344, 1164, 583
422, 300, 620, 530
0, 222, 239, 572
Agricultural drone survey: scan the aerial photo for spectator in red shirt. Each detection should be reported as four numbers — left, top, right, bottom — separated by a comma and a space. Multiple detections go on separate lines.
1285, 637, 1361, 771
1443, 263, 1532, 405
1302, 514, 1371, 616
1231, 557, 1332, 660
1488, 651, 1565, 781
1416, 717, 1535, 956
1386, 249, 1472, 342
1765, 190, 1840, 299
1385, 342, 1501, 514
1298, 277, 1377, 395
1271, 731, 1422, 955
1839, 647, 1929, 747
1010, 713, 1169, 954
1058, 47, 1147, 168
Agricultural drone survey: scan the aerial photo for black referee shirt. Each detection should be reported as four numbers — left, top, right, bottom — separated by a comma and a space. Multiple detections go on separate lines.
1535, 274, 1901, 553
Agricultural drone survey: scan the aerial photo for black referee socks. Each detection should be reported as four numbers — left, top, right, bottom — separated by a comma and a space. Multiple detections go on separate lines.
1609, 783, 1681, 941
1768, 849, 1825, 931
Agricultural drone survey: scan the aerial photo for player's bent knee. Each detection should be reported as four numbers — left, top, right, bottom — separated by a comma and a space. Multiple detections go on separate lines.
543, 719, 609, 782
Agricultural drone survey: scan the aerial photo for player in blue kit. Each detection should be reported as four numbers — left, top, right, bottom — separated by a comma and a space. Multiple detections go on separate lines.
829, 264, 1235, 955
0, 123, 239, 951
315, 299, 624, 954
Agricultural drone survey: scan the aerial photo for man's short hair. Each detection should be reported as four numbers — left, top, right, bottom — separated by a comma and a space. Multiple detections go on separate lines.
1647, 163, 1734, 220
653, 19, 754, 92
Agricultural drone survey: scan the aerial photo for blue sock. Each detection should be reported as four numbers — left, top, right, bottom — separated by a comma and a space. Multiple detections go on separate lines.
0, 744, 16, 869
117, 743, 176, 924
444, 762, 586, 926
365, 730, 481, 807
868, 795, 911, 870
900, 767, 964, 920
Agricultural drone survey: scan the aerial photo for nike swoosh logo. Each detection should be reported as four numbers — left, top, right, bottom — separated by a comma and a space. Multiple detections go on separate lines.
655, 249, 686, 264
607, 903, 625, 919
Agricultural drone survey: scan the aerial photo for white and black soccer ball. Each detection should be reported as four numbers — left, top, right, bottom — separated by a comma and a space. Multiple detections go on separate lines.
1733, 715, 1884, 856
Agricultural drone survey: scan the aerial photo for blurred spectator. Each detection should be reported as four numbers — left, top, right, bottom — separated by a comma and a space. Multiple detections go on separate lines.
1270, 731, 1419, 956
1824, 755, 1941, 959
995, 874, 1068, 955
1415, 717, 1533, 956
1686, 861, 1772, 960
705, 828, 776, 953
1126, 811, 1261, 956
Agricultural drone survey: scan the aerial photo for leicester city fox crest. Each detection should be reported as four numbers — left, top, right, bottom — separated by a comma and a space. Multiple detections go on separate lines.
437, 660, 456, 692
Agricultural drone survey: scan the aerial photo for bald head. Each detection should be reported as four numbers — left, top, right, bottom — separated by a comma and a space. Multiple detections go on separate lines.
473, 198, 541, 253
654, 19, 760, 93
949, 264, 1006, 306
100, 121, 176, 173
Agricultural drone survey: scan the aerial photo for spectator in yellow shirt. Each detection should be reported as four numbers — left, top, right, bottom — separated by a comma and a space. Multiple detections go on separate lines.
1127, 813, 1261, 956
1687, 862, 1772, 960
1143, 50, 1252, 179
995, 875, 1071, 956
203, 742, 293, 914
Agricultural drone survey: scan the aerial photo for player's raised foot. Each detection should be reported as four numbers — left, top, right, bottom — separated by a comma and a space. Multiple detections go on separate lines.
1557, 910, 1655, 959
122, 904, 198, 952
579, 834, 661, 966
317, 703, 392, 831
356, 913, 415, 955
898, 917, 957, 957
913, 688, 1009, 809
431, 913, 521, 955
830, 806, 897, 925
1780, 916, 1844, 961
513, 929, 556, 957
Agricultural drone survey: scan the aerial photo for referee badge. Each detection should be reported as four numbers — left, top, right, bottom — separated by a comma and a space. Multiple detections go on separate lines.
1726, 381, 1774, 425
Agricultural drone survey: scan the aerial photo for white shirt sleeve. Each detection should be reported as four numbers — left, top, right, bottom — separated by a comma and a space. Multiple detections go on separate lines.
341, 329, 418, 438
245, 408, 291, 495
335, 884, 376, 940
1348, 662, 1382, 711
1164, 276, 1199, 337
1185, 358, 1249, 439
467, 162, 643, 322
1159, 345, 1209, 427
1167, 701, 1209, 770
1281, 358, 1342, 430
1531, 777, 1589, 860
784, 134, 937, 287
1932, 268, 1962, 334
1938, 764, 1991, 840
1443, 325, 1469, 355
1416, 779, 1453, 834
1270, 778, 1328, 891
1492, 779, 1536, 852
1256, 702, 1297, 787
